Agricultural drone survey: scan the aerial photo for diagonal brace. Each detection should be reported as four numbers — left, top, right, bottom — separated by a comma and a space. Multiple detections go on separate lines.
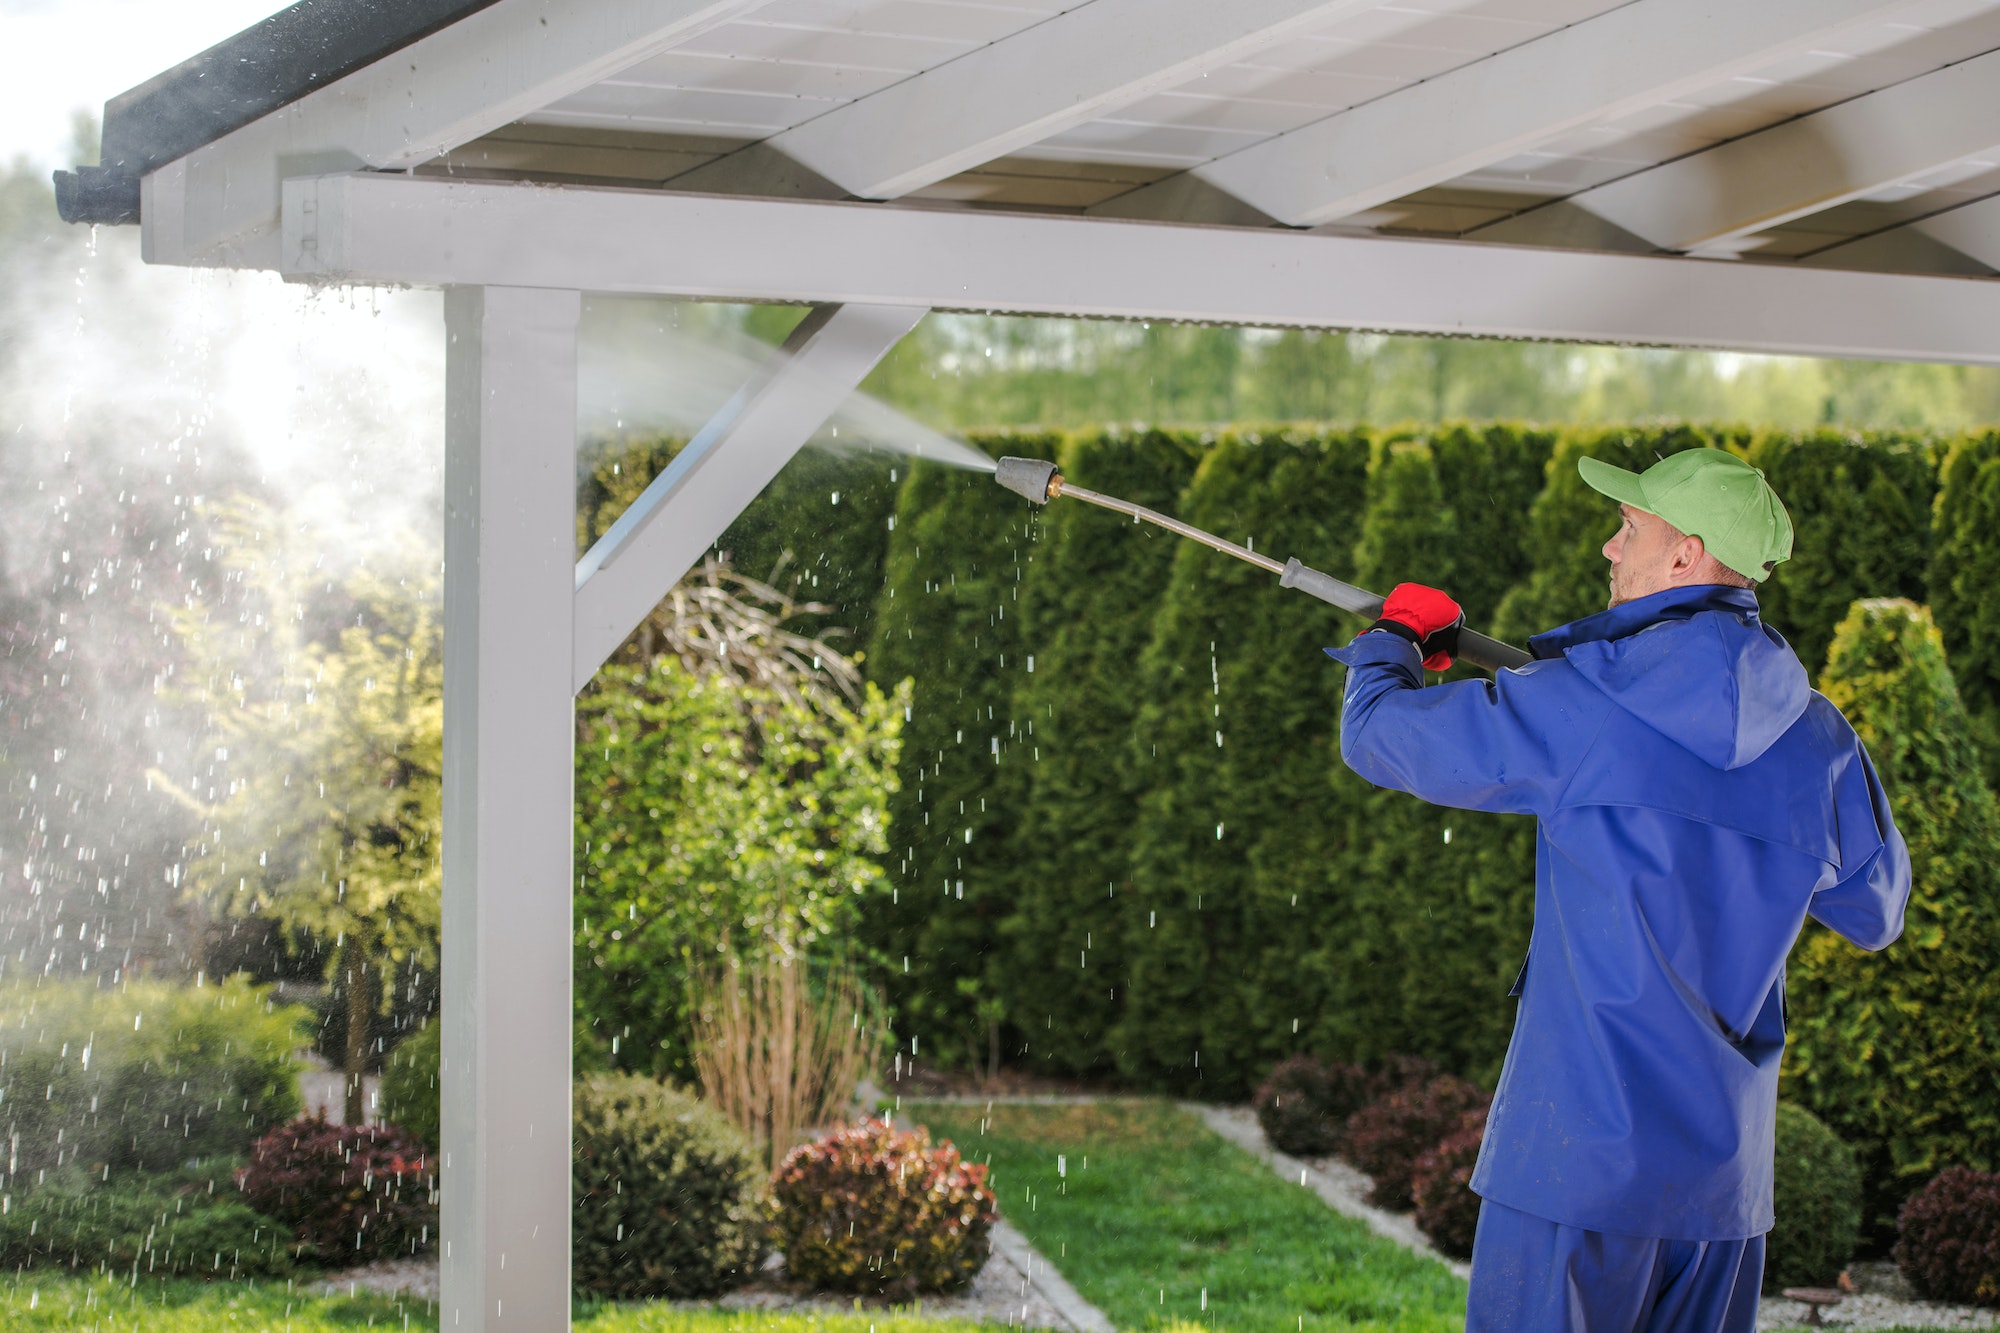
572, 302, 924, 693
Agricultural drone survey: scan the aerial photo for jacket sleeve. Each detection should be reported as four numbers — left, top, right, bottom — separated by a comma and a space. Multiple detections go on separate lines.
1327, 630, 1605, 818
1810, 739, 1910, 952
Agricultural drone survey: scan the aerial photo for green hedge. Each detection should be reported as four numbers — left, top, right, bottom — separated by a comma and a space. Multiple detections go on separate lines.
998, 428, 1202, 1075
587, 422, 1989, 1185
862, 434, 1060, 1069
1928, 432, 2000, 790
1116, 428, 1373, 1095
843, 422, 1973, 1105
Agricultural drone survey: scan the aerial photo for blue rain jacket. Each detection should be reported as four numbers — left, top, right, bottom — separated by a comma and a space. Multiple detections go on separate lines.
1326, 584, 1909, 1240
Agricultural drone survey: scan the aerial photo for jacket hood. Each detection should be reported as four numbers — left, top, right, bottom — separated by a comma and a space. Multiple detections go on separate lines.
1529, 585, 1809, 771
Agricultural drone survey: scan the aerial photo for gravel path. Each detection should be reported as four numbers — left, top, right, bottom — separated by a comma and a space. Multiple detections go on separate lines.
310, 1218, 1110, 1330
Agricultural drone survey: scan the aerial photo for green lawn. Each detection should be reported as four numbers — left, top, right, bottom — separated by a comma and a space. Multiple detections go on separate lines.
0, 1276, 1011, 1332
904, 1099, 1467, 1332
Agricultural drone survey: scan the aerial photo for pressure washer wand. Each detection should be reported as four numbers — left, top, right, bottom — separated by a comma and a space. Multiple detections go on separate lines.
993, 456, 1532, 675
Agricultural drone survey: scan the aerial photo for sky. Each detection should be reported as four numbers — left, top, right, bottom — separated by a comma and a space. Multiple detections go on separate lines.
1, 0, 290, 168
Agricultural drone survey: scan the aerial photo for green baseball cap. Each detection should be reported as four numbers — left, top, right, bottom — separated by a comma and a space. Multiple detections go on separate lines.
1577, 448, 1793, 582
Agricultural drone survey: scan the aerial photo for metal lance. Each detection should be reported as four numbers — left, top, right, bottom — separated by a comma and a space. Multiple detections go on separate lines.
991, 456, 1532, 675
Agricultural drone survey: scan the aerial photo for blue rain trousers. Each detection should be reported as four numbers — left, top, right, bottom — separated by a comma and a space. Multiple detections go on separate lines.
1466, 1200, 1762, 1333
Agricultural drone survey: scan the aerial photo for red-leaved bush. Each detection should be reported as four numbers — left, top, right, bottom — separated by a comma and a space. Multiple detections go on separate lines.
1253, 1056, 1425, 1158
770, 1118, 996, 1298
1345, 1074, 1491, 1210
241, 1116, 435, 1266
1411, 1105, 1487, 1259
1895, 1167, 2000, 1305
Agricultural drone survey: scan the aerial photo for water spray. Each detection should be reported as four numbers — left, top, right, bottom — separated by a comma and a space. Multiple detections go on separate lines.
992, 457, 1532, 674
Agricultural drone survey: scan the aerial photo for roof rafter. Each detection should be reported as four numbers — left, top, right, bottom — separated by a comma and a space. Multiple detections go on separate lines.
1558, 48, 2000, 253
140, 0, 771, 267
673, 0, 1388, 201
1915, 193, 2000, 269
1096, 0, 1927, 228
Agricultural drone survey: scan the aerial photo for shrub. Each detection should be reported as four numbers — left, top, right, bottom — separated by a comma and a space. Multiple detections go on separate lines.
1768, 1102, 1863, 1290
1895, 1166, 2000, 1305
1787, 600, 2000, 1242
1253, 1056, 1404, 1157
0, 976, 308, 1174
0, 1168, 296, 1279
770, 1118, 996, 1298
380, 1021, 441, 1153
1345, 1074, 1490, 1210
1411, 1106, 1486, 1260
242, 1116, 434, 1267
571, 1074, 767, 1299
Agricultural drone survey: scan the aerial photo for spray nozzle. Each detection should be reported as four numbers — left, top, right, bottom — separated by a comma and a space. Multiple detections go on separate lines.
994, 457, 1061, 505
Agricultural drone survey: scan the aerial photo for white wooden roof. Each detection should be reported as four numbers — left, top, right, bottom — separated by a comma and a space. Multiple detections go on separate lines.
406, 0, 2000, 274
78, 0, 2000, 358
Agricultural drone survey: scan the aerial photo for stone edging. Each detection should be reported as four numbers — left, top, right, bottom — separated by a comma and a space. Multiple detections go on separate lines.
1183, 1102, 1473, 1281
991, 1218, 1116, 1333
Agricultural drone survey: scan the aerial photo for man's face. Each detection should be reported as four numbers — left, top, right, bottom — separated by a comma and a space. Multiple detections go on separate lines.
1601, 503, 1683, 608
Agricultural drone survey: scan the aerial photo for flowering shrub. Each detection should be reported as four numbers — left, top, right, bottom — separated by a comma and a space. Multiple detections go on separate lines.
1411, 1105, 1487, 1259
1895, 1167, 2000, 1305
770, 1118, 996, 1298
1346, 1074, 1490, 1210
572, 1074, 767, 1299
241, 1116, 434, 1266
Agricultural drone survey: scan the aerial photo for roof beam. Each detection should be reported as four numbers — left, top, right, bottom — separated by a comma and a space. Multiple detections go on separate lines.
1097, 0, 1925, 228
1914, 193, 2000, 270
1565, 48, 2000, 253
674, 0, 1387, 201
139, 0, 768, 267
571, 302, 925, 691
282, 172, 2000, 365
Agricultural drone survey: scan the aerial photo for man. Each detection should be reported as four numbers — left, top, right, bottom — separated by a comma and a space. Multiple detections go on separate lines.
1327, 448, 1910, 1332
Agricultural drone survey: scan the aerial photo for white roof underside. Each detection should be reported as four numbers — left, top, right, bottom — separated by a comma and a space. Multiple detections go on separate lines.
404, 0, 2000, 275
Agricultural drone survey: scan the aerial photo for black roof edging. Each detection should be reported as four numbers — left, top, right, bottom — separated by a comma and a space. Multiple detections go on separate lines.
55, 0, 502, 226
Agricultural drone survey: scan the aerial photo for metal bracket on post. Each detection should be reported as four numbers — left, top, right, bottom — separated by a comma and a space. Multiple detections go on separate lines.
571, 301, 926, 693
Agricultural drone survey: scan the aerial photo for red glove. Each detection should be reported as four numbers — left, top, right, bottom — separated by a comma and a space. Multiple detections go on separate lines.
1368, 582, 1464, 671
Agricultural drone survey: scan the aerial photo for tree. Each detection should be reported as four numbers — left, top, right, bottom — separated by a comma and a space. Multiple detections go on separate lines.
999, 427, 1203, 1075
155, 499, 441, 1124
1786, 599, 2000, 1239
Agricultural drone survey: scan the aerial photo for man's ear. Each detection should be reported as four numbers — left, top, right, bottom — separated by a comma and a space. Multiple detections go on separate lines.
1672, 534, 1707, 579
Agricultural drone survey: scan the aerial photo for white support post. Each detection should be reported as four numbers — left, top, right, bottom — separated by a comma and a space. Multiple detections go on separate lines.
442, 285, 581, 1333
572, 301, 924, 692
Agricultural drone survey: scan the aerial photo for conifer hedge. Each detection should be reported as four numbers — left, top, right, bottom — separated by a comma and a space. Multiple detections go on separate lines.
1929, 432, 2000, 787
1115, 429, 1372, 1096
1000, 427, 1202, 1075
1748, 432, 1934, 676
588, 423, 2000, 1175
863, 434, 1060, 1070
